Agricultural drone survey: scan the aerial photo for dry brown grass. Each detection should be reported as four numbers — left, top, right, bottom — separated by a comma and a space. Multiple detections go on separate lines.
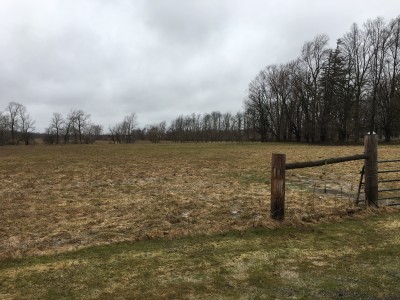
1, 142, 399, 258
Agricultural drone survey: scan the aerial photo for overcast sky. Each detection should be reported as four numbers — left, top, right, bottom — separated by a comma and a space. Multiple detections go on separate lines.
1, 0, 400, 132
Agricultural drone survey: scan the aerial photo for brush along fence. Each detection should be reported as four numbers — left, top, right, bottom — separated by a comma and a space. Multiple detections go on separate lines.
271, 134, 378, 220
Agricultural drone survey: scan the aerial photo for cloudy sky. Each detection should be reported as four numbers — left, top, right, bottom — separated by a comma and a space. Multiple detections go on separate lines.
1, 0, 400, 132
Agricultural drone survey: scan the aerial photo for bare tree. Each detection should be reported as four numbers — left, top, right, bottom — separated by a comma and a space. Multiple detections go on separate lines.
83, 124, 102, 144
109, 124, 123, 144
376, 16, 400, 141
19, 106, 36, 145
122, 113, 138, 143
109, 113, 138, 144
147, 121, 166, 143
245, 72, 269, 142
300, 34, 330, 142
284, 60, 304, 141
234, 111, 244, 141
341, 23, 374, 140
0, 111, 10, 145
63, 116, 73, 144
48, 112, 65, 144
365, 18, 391, 134
265, 64, 292, 141
91, 124, 103, 137
68, 109, 91, 144
6, 102, 24, 144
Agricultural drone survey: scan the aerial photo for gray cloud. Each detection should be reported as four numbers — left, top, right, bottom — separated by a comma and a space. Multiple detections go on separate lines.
1, 0, 400, 132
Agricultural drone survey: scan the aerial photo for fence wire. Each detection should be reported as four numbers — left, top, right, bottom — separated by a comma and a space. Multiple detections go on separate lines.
283, 158, 400, 220
284, 162, 363, 220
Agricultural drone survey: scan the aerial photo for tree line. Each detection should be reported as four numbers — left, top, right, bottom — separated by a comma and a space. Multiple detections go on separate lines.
108, 111, 260, 144
1, 16, 399, 145
142, 16, 400, 143
0, 102, 103, 145
245, 16, 400, 143
0, 104, 260, 145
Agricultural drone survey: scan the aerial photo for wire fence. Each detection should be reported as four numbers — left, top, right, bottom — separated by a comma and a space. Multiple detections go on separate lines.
284, 163, 363, 220
281, 159, 400, 221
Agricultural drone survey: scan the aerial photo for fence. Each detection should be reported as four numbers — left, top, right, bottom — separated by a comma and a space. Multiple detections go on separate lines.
357, 159, 400, 207
271, 134, 378, 220
377, 159, 400, 206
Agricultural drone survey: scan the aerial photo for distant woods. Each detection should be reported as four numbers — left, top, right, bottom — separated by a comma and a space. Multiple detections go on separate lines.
245, 16, 400, 143
159, 16, 400, 143
1, 16, 399, 145
0, 103, 105, 145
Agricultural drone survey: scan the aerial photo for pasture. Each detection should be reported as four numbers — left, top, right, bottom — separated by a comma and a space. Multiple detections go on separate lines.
1, 142, 400, 298
1, 142, 399, 258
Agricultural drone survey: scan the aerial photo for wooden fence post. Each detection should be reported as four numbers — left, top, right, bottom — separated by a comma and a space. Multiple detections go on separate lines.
271, 153, 286, 220
364, 134, 378, 206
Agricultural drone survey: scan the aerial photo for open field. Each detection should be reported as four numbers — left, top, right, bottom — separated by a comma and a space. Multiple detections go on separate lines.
1, 212, 400, 299
1, 142, 399, 259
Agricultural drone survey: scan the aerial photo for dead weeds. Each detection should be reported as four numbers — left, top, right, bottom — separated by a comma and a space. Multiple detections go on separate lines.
0, 142, 399, 258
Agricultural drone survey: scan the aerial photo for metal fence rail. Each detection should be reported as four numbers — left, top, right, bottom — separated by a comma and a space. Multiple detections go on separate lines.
377, 169, 400, 174
376, 158, 400, 206
356, 158, 400, 206
378, 159, 400, 163
378, 179, 400, 183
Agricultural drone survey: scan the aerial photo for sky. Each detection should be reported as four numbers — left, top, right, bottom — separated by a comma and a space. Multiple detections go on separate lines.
1, 0, 400, 133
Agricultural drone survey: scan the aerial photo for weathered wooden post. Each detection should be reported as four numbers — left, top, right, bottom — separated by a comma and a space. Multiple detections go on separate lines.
271, 153, 286, 220
364, 134, 378, 207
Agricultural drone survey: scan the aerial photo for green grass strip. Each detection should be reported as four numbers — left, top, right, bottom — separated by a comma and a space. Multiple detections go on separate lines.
1, 212, 400, 299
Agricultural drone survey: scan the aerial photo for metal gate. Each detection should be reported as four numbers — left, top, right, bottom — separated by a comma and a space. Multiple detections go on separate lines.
357, 159, 400, 206
377, 159, 400, 206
